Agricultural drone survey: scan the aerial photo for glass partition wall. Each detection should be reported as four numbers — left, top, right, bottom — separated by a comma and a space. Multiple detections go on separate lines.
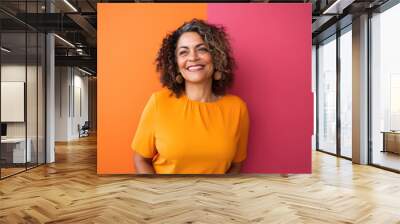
0, 1, 46, 179
316, 26, 353, 159
0, 30, 27, 177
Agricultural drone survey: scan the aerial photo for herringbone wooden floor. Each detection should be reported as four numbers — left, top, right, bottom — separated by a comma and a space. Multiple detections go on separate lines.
1, 135, 400, 224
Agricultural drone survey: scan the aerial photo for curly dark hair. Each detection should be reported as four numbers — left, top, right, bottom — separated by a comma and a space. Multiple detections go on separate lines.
155, 19, 235, 97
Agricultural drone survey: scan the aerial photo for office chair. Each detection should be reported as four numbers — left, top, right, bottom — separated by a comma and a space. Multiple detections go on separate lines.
79, 121, 90, 138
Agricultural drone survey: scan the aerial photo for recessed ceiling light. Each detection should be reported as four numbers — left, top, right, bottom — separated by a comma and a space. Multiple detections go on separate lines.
63, 0, 78, 12
77, 67, 93, 76
323, 0, 355, 15
54, 34, 75, 48
1, 47, 11, 53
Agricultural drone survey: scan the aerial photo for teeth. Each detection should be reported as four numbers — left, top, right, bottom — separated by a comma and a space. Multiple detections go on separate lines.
187, 65, 204, 71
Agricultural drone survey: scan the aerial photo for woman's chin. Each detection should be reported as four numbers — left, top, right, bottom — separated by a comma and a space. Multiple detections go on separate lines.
185, 79, 210, 85
183, 74, 211, 84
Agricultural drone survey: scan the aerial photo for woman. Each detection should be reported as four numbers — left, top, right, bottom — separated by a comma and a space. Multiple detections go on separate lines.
132, 19, 249, 174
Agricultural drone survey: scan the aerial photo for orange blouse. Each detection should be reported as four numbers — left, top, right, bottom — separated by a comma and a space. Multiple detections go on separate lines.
131, 89, 249, 174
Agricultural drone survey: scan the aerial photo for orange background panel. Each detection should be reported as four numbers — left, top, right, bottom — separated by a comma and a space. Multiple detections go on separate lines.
97, 3, 207, 174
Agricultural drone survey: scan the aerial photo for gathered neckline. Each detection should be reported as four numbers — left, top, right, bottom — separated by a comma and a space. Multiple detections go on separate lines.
182, 94, 224, 105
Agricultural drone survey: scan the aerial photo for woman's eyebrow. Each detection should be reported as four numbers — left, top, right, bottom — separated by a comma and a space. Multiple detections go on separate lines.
195, 43, 206, 48
177, 43, 206, 50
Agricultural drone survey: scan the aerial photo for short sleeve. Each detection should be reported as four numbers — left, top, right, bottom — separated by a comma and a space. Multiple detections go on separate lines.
233, 101, 250, 163
131, 94, 157, 158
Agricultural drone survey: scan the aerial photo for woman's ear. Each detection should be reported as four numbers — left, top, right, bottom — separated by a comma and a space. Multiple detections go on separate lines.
213, 70, 222, 80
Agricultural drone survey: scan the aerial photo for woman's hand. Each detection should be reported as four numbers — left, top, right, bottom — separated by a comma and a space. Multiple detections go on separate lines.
226, 162, 242, 174
134, 153, 155, 174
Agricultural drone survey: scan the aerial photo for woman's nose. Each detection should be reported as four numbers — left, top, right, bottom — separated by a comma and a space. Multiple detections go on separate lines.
188, 50, 199, 61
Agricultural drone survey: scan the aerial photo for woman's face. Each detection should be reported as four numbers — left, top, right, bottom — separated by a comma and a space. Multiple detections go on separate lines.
176, 32, 214, 84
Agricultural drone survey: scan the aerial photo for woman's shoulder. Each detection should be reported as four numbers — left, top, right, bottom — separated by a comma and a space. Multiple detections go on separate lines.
220, 94, 248, 113
222, 94, 247, 106
151, 88, 176, 101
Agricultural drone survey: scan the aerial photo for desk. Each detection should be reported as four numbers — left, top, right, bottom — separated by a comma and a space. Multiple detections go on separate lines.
1, 138, 31, 163
382, 131, 400, 154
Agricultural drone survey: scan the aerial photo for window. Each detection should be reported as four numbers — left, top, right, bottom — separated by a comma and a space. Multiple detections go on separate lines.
371, 2, 400, 171
339, 27, 352, 158
317, 35, 337, 154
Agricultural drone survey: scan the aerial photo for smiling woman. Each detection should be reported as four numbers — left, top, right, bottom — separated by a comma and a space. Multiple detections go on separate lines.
131, 19, 250, 174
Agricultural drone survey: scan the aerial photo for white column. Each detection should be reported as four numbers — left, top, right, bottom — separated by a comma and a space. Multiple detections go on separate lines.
45, 0, 55, 163
46, 32, 55, 163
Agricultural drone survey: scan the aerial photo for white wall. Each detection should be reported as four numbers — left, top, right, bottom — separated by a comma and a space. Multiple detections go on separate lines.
55, 67, 70, 141
55, 67, 89, 141
72, 73, 89, 138
1, 65, 39, 137
1, 65, 26, 133
1, 63, 46, 163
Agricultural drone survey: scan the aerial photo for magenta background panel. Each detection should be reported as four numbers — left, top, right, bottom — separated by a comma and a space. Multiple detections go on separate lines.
207, 3, 313, 173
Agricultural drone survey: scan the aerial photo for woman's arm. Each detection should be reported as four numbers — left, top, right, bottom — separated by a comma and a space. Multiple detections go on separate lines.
226, 162, 242, 174
134, 153, 155, 174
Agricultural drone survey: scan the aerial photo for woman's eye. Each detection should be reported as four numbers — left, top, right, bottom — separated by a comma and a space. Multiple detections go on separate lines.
179, 51, 188, 56
198, 48, 209, 52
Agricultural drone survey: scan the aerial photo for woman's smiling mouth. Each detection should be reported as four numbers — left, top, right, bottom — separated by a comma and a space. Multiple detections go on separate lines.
187, 64, 205, 71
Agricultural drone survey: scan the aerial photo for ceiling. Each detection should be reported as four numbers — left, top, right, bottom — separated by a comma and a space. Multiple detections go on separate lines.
0, 0, 393, 75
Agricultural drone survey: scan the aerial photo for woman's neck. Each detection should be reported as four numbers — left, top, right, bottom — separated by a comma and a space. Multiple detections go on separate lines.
185, 80, 217, 102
